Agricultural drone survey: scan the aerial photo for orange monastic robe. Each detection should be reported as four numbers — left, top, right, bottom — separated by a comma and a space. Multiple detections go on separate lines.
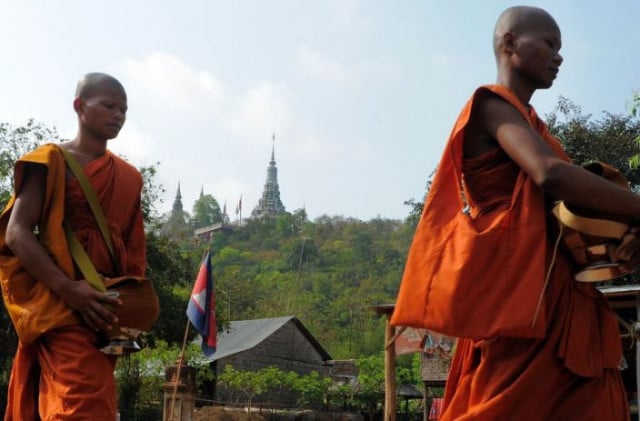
0, 143, 146, 420
391, 86, 629, 420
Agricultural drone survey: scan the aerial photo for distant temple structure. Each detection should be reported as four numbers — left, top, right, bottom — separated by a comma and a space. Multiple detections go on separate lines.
162, 134, 288, 240
251, 134, 286, 219
161, 183, 190, 239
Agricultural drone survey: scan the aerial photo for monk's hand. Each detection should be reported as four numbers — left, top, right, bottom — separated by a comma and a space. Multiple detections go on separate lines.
57, 280, 122, 332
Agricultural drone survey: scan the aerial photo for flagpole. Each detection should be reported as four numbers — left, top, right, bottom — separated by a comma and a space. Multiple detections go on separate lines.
170, 248, 210, 420
171, 248, 214, 420
169, 318, 191, 421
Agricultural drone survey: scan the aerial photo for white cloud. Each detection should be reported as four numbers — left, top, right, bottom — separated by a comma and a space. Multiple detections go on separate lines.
108, 120, 155, 165
106, 50, 380, 220
118, 51, 225, 117
109, 52, 309, 217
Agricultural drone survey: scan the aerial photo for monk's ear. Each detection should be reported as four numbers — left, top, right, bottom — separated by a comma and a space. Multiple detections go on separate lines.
502, 32, 517, 54
73, 97, 84, 114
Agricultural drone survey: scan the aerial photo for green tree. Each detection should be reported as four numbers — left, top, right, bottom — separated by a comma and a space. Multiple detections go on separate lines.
191, 193, 222, 229
629, 90, 640, 168
293, 370, 333, 409
0, 119, 58, 209
139, 163, 165, 227
217, 365, 271, 413
259, 366, 298, 407
546, 96, 640, 186
144, 233, 196, 345
356, 353, 385, 418
115, 340, 208, 420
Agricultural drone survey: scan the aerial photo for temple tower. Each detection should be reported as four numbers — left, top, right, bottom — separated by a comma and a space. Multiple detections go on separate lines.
252, 134, 286, 219
162, 183, 189, 238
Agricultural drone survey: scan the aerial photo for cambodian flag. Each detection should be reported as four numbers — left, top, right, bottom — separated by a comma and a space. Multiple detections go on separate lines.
186, 251, 217, 356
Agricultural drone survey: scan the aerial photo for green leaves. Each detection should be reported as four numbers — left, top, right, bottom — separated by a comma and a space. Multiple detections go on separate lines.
0, 119, 59, 210
546, 96, 640, 185
628, 91, 640, 170
191, 193, 222, 229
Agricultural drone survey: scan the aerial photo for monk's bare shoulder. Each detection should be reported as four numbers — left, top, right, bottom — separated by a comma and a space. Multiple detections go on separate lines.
464, 91, 501, 159
464, 91, 533, 159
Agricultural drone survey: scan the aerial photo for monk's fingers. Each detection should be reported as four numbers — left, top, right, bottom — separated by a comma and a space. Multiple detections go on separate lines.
98, 304, 118, 330
81, 310, 100, 332
100, 295, 123, 307
85, 303, 115, 332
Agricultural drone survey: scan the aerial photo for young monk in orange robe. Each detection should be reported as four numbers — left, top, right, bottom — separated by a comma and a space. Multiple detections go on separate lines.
391, 6, 639, 420
0, 73, 146, 420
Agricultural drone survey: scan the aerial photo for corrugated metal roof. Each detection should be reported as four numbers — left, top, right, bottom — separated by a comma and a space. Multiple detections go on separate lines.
205, 316, 331, 362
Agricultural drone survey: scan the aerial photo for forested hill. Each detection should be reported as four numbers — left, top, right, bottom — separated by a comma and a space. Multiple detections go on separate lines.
191, 211, 416, 359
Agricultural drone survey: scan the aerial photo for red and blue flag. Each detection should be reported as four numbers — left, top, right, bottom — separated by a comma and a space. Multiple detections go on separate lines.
186, 251, 217, 356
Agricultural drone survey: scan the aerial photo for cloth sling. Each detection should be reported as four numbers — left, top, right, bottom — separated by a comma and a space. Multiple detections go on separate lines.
60, 147, 120, 292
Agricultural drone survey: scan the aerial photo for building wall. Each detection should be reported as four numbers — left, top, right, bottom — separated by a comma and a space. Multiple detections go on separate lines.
214, 320, 327, 408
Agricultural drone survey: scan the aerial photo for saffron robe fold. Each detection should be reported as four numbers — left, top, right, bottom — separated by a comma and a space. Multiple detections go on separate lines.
392, 85, 628, 419
0, 143, 146, 420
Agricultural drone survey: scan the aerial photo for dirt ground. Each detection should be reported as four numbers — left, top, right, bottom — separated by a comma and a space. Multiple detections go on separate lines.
193, 407, 265, 420
192, 407, 364, 421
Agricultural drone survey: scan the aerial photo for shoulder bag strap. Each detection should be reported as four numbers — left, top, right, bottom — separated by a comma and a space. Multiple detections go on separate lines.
64, 221, 107, 292
59, 146, 122, 274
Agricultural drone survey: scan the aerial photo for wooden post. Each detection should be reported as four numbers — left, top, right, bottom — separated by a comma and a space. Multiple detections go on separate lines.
384, 314, 397, 421
163, 364, 197, 421
374, 304, 397, 421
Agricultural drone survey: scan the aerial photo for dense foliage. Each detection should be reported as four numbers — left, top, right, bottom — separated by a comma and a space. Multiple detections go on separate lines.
546, 96, 640, 186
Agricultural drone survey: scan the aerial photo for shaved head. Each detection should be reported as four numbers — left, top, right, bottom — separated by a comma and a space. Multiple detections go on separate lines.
493, 6, 559, 58
75, 72, 126, 100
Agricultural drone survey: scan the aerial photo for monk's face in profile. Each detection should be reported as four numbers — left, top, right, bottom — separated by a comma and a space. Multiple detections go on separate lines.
510, 20, 563, 89
77, 85, 128, 141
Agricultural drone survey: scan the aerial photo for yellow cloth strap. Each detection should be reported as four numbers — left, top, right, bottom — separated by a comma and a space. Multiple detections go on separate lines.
59, 147, 121, 274
63, 221, 106, 292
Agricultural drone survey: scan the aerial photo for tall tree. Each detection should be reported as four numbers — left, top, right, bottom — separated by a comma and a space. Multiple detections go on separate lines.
139, 163, 165, 227
191, 192, 222, 229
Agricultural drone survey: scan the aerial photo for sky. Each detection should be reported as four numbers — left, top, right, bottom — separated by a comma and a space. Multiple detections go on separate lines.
1, 0, 639, 221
